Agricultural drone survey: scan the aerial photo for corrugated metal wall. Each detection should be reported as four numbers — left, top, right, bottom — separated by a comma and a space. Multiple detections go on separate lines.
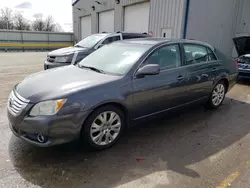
234, 0, 250, 36
186, 0, 241, 56
73, 0, 186, 41
73, 0, 250, 56
0, 30, 74, 51
149, 0, 186, 38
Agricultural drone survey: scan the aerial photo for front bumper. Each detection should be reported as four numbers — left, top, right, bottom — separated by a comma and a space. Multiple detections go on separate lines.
44, 61, 71, 70
7, 106, 89, 147
238, 68, 250, 79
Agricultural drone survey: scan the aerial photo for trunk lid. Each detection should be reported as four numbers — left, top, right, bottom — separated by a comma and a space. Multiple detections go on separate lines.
233, 36, 250, 56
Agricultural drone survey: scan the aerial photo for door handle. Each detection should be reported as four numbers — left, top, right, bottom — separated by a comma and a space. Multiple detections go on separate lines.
201, 74, 208, 77
212, 68, 217, 72
177, 75, 184, 81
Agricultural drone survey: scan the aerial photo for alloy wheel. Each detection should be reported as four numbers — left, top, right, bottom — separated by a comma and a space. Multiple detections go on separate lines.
90, 111, 121, 146
212, 83, 225, 106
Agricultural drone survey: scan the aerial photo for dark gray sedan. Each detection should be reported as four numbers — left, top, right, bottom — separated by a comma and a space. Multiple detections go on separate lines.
7, 38, 238, 150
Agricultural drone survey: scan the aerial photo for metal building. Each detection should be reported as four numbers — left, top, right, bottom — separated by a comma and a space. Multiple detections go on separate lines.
72, 0, 250, 56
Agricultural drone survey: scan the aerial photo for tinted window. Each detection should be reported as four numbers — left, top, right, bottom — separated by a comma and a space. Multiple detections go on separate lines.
207, 47, 217, 61
123, 34, 148, 40
122, 35, 133, 40
183, 44, 209, 65
146, 44, 181, 69
102, 36, 121, 45
75, 52, 88, 63
79, 43, 150, 75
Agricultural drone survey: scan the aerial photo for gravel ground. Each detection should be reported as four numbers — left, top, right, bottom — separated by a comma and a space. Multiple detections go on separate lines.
0, 52, 250, 188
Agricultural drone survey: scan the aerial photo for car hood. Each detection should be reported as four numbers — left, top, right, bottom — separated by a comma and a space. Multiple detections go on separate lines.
15, 65, 120, 102
48, 46, 88, 56
233, 36, 250, 56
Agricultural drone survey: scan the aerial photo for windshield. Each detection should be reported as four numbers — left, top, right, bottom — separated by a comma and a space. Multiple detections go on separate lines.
74, 34, 109, 48
78, 43, 150, 75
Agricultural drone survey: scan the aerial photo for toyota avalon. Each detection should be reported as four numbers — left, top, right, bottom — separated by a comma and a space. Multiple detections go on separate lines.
7, 38, 238, 150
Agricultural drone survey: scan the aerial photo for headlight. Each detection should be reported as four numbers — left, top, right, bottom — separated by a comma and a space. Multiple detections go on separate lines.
55, 54, 74, 63
29, 99, 67, 116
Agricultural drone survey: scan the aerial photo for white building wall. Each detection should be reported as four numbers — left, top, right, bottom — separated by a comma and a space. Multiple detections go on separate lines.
98, 10, 115, 33
72, 0, 186, 41
123, 2, 150, 33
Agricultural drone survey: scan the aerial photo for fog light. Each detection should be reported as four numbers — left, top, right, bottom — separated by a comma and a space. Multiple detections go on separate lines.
37, 134, 45, 143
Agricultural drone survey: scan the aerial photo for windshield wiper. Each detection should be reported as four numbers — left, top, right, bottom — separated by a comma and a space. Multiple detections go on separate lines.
78, 65, 105, 74
74, 45, 84, 48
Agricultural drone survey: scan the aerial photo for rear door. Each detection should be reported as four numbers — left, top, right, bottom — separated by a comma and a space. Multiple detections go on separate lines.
181, 43, 220, 102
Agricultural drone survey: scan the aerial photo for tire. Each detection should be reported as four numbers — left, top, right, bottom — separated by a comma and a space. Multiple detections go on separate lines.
81, 105, 125, 150
205, 80, 226, 109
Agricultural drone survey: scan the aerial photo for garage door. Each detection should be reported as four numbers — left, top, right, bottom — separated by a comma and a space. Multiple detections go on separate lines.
80, 16, 91, 39
124, 2, 150, 33
99, 10, 114, 33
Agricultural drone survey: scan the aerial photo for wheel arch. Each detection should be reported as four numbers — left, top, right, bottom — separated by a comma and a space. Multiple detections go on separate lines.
214, 72, 230, 92
214, 77, 229, 93
81, 101, 130, 129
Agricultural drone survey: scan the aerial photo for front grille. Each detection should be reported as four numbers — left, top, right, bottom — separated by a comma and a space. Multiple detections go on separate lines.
8, 91, 30, 116
47, 56, 56, 63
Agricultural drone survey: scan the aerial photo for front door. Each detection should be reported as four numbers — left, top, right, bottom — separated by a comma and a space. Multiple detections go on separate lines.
181, 43, 220, 102
131, 44, 187, 120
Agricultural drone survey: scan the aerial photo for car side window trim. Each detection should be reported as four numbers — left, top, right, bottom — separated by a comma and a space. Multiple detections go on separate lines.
94, 33, 122, 49
181, 43, 218, 67
206, 46, 218, 61
133, 43, 182, 78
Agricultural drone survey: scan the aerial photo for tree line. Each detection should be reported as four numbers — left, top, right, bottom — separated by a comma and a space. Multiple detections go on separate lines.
0, 7, 63, 32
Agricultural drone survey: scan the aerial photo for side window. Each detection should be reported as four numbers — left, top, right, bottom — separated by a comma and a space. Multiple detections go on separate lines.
146, 44, 181, 69
183, 44, 209, 65
102, 36, 121, 45
123, 35, 146, 40
122, 35, 131, 40
207, 47, 217, 61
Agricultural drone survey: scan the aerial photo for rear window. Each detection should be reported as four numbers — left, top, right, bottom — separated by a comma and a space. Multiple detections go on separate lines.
183, 44, 217, 65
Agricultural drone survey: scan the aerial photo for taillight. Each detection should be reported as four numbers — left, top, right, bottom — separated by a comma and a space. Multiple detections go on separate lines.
234, 59, 238, 69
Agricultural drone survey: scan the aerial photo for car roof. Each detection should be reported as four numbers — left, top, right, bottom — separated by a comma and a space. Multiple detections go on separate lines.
101, 32, 150, 37
119, 37, 215, 50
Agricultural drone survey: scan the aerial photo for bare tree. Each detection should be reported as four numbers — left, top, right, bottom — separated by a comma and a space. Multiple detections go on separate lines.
32, 15, 62, 32
54, 23, 64, 32
14, 12, 30, 30
0, 7, 14, 29
32, 18, 45, 31
0, 9, 63, 32
44, 15, 56, 31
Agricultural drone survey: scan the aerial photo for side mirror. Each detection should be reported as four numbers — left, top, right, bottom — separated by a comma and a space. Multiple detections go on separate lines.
136, 64, 160, 77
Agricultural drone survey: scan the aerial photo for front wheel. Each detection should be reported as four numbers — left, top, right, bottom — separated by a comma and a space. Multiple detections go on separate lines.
82, 105, 125, 150
206, 81, 226, 109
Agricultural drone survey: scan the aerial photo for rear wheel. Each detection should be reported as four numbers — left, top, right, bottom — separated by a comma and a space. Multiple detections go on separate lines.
82, 105, 125, 150
206, 81, 226, 109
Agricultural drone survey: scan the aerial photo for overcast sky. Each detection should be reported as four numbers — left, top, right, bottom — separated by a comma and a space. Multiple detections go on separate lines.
0, 0, 73, 32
